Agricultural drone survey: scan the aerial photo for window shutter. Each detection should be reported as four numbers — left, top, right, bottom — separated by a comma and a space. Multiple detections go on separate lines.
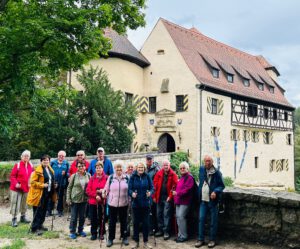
230, 129, 234, 141
211, 127, 214, 136
269, 160, 274, 172
133, 94, 140, 108
217, 99, 224, 115
256, 132, 260, 143
139, 96, 149, 113
263, 133, 267, 144
217, 127, 220, 137
237, 129, 241, 141
270, 132, 273, 144
183, 95, 188, 111
246, 131, 250, 141
207, 97, 212, 113
285, 159, 289, 171
276, 160, 282, 172
134, 141, 139, 153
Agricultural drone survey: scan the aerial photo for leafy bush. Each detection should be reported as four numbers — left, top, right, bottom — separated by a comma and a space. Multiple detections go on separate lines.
0, 164, 14, 181
296, 176, 300, 193
2, 239, 25, 249
223, 176, 234, 187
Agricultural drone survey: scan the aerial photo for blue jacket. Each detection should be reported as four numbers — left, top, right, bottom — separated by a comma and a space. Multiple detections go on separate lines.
50, 159, 70, 187
128, 171, 154, 208
88, 156, 114, 176
198, 166, 225, 204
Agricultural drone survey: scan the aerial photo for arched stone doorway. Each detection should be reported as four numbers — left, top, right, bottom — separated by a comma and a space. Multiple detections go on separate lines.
157, 133, 175, 153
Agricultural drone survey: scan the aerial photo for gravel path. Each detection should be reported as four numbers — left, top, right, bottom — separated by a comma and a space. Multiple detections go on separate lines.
0, 204, 278, 249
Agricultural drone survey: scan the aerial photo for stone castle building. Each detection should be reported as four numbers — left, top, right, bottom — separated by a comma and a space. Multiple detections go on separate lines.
70, 18, 295, 188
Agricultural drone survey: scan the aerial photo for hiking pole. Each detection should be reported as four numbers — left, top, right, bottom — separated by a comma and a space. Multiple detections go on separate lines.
51, 181, 59, 231
147, 190, 156, 247
13, 189, 20, 223
171, 187, 178, 240
99, 190, 106, 248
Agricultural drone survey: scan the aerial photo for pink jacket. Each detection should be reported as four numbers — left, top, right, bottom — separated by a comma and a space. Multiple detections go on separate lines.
104, 174, 129, 207
86, 173, 107, 205
10, 161, 34, 193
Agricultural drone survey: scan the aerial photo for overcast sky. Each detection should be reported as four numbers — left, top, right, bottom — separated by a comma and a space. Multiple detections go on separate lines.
127, 0, 300, 108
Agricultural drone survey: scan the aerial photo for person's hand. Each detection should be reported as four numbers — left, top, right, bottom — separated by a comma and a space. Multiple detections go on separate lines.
96, 196, 101, 202
16, 183, 21, 189
172, 191, 177, 196
166, 197, 171, 202
153, 197, 156, 203
146, 191, 151, 198
102, 190, 107, 199
210, 192, 217, 200
132, 192, 137, 198
62, 171, 66, 176
54, 183, 58, 189
66, 200, 72, 206
44, 183, 49, 188
97, 189, 102, 194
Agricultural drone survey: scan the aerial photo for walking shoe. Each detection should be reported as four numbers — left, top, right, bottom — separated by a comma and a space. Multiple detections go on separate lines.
90, 234, 97, 240
78, 231, 87, 237
208, 241, 216, 248
69, 233, 77, 239
20, 215, 30, 223
163, 232, 170, 240
122, 237, 129, 246
195, 240, 205, 248
58, 211, 63, 217
11, 218, 18, 227
154, 230, 163, 237
39, 225, 48, 231
143, 242, 152, 249
176, 237, 188, 243
46, 211, 52, 217
106, 240, 113, 247
131, 242, 139, 249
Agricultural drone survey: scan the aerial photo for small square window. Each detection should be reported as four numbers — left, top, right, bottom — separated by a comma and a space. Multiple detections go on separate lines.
243, 79, 250, 87
211, 98, 218, 114
284, 111, 288, 121
232, 129, 237, 141
252, 131, 259, 143
258, 83, 264, 91
176, 95, 184, 112
264, 132, 270, 144
270, 87, 274, 94
212, 68, 219, 78
248, 104, 258, 117
227, 74, 234, 83
287, 134, 292, 145
125, 92, 133, 105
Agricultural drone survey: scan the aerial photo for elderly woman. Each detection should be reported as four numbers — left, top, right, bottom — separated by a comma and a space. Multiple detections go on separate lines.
172, 161, 194, 243
129, 162, 154, 249
125, 162, 136, 237
27, 155, 57, 235
67, 161, 90, 239
86, 161, 107, 241
126, 162, 135, 177
10, 150, 34, 227
104, 160, 129, 247
69, 150, 90, 176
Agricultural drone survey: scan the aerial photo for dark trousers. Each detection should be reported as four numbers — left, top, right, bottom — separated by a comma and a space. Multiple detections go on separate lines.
48, 185, 65, 213
90, 204, 105, 237
157, 200, 173, 233
69, 202, 86, 234
150, 202, 158, 233
133, 207, 150, 243
108, 205, 128, 240
31, 191, 50, 232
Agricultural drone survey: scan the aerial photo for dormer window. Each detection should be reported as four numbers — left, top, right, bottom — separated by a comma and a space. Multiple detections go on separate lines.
269, 86, 274, 94
157, 49, 165, 55
258, 83, 264, 91
227, 74, 234, 83
243, 79, 250, 87
212, 68, 219, 78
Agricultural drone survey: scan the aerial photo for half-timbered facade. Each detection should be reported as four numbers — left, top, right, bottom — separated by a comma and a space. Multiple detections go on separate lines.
70, 18, 295, 189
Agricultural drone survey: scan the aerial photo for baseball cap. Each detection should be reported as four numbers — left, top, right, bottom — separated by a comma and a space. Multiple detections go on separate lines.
146, 154, 154, 160
97, 147, 105, 153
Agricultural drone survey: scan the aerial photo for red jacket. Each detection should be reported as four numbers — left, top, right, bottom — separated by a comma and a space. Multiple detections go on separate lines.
69, 159, 90, 176
86, 173, 107, 205
153, 168, 178, 203
10, 161, 34, 193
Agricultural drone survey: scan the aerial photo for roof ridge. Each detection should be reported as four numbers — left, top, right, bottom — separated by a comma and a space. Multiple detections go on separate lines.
160, 18, 257, 61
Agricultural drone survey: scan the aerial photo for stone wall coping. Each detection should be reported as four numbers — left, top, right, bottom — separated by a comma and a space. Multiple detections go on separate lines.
224, 187, 300, 208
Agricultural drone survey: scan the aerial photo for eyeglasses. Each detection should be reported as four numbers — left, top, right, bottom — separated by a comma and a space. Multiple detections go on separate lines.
179, 167, 186, 170
77, 165, 84, 168
77, 154, 83, 156
58, 155, 65, 157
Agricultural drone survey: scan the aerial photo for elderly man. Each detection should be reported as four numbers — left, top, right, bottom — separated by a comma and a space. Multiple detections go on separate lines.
88, 147, 114, 176
69, 150, 89, 176
47, 150, 70, 217
145, 154, 160, 235
195, 155, 225, 248
153, 159, 178, 240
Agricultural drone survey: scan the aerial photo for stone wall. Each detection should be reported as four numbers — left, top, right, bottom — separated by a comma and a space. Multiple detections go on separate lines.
221, 188, 300, 249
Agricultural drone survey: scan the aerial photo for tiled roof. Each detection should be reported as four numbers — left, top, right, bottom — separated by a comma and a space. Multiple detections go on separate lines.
161, 19, 293, 108
104, 29, 150, 68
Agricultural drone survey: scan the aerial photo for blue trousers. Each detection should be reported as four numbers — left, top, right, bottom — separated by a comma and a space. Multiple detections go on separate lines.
133, 207, 150, 243
198, 201, 218, 241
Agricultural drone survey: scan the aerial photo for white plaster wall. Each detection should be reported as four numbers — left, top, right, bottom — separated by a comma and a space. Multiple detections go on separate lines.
201, 91, 294, 188
141, 20, 200, 161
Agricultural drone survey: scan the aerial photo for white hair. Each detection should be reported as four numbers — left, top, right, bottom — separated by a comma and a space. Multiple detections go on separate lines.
113, 160, 126, 171
179, 161, 190, 170
58, 150, 66, 156
76, 150, 85, 156
21, 150, 31, 159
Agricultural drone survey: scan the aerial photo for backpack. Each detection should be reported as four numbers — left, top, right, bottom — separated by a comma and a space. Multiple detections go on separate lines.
108, 174, 129, 188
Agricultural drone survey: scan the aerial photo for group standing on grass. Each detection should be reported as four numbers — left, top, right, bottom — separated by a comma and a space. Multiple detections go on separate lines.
9, 149, 225, 249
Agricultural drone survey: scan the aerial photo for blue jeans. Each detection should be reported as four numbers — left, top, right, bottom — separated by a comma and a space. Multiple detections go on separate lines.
198, 201, 218, 241
157, 200, 173, 233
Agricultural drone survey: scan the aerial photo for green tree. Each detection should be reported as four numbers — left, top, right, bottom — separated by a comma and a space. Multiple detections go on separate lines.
0, 0, 146, 138
294, 107, 300, 127
75, 67, 138, 154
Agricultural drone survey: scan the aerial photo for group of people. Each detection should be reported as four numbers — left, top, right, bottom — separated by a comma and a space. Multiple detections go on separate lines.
9, 148, 225, 249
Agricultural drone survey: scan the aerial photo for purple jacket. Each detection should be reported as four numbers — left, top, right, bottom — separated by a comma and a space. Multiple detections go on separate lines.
104, 173, 129, 207
174, 173, 194, 205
